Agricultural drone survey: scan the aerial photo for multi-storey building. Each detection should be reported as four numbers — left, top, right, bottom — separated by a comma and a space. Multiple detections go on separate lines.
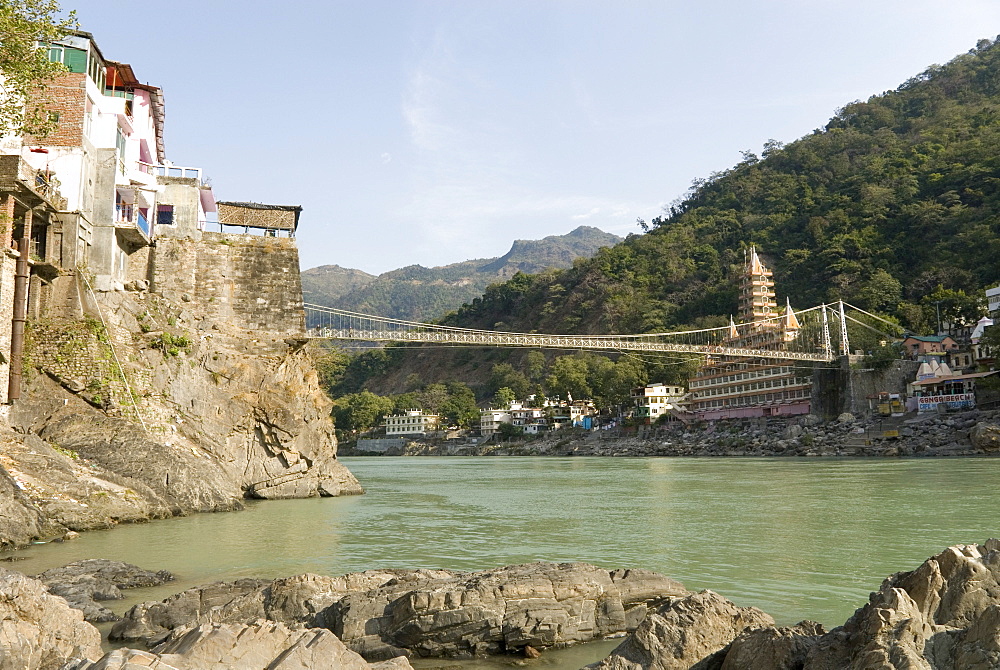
385, 410, 439, 436
689, 246, 812, 420
4, 30, 217, 292
0, 30, 306, 404
631, 383, 686, 424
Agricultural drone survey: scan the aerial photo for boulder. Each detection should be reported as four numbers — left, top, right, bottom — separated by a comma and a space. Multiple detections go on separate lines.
113, 563, 686, 659
803, 540, 1000, 669
0, 568, 102, 670
110, 578, 270, 644
720, 621, 826, 670
970, 423, 1000, 452
36, 559, 173, 623
110, 569, 454, 645
322, 562, 687, 659
584, 590, 774, 670
67, 620, 416, 670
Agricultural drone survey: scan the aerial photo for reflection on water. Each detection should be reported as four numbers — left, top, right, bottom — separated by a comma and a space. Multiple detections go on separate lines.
6, 457, 1000, 631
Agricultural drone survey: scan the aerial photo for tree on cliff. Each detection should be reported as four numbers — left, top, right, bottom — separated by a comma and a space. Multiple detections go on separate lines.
0, 0, 76, 137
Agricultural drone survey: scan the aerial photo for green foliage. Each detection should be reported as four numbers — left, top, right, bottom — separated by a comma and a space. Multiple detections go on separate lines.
493, 386, 516, 409
332, 390, 395, 432
150, 331, 191, 357
0, 0, 76, 137
488, 363, 530, 399
440, 40, 1000, 339
980, 324, 1000, 360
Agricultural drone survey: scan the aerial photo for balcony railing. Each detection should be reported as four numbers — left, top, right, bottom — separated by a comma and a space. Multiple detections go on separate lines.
114, 201, 151, 242
137, 161, 202, 180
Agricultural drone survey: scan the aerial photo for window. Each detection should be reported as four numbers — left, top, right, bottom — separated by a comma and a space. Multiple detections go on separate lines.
157, 205, 174, 225
115, 126, 126, 159
46, 44, 87, 73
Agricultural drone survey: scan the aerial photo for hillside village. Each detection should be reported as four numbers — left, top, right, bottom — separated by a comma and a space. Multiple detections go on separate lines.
344, 247, 999, 454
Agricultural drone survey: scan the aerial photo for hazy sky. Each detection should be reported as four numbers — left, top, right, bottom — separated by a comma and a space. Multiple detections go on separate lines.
72, 1, 1000, 274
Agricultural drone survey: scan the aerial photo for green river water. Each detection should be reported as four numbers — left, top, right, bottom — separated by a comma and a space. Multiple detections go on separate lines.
5, 456, 999, 666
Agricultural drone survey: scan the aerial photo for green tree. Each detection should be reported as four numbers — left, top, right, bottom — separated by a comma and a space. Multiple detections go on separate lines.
0, 0, 76, 137
545, 354, 593, 401
489, 363, 530, 398
857, 269, 902, 312
440, 381, 479, 428
332, 391, 394, 432
525, 350, 547, 382
493, 386, 516, 409
419, 383, 450, 414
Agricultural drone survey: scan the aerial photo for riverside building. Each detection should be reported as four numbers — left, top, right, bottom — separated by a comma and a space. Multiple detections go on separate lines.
688, 247, 812, 420
385, 410, 439, 436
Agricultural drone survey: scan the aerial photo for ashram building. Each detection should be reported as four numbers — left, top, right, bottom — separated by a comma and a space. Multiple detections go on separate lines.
688, 246, 812, 420
385, 410, 440, 436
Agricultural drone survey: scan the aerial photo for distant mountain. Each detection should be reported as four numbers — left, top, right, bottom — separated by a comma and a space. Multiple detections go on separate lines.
302, 226, 621, 322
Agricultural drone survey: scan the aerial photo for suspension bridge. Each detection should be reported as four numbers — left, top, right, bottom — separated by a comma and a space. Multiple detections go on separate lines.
303, 301, 902, 362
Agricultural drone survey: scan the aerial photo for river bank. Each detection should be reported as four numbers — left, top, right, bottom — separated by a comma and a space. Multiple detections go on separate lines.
343, 408, 1000, 458
5, 539, 1000, 669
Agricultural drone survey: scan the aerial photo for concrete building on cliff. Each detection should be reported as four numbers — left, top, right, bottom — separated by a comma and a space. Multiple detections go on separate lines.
688, 246, 812, 420
0, 29, 306, 401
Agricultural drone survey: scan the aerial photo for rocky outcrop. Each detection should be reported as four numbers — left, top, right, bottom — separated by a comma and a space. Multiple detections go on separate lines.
110, 578, 271, 645
111, 563, 687, 659
0, 430, 173, 537
0, 288, 362, 549
35, 559, 173, 623
802, 540, 1000, 669
71, 620, 417, 670
586, 590, 775, 670
0, 568, 102, 670
324, 562, 686, 659
583, 541, 1000, 670
970, 422, 1000, 451
720, 621, 826, 670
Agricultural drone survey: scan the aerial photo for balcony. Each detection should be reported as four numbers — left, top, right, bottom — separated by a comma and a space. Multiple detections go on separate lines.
138, 161, 203, 181
114, 188, 153, 245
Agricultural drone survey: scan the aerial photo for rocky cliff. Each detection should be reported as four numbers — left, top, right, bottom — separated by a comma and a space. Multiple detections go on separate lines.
0, 273, 361, 550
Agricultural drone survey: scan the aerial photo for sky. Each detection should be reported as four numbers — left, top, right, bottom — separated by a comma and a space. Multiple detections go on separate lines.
70, 0, 1000, 274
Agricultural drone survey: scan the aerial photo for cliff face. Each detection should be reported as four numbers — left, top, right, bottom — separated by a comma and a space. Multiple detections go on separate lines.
0, 235, 361, 550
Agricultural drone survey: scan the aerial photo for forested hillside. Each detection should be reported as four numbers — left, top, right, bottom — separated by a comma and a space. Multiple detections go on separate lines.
446, 38, 1000, 337
302, 226, 620, 323
323, 38, 1000, 411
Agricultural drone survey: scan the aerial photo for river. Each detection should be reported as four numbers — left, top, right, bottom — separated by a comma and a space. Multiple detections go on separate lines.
6, 457, 999, 663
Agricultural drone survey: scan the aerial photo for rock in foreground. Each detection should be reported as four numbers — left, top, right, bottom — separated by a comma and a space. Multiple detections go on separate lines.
112, 563, 688, 658
37, 559, 174, 623
585, 590, 777, 670
68, 620, 415, 670
0, 568, 102, 670
585, 540, 1000, 669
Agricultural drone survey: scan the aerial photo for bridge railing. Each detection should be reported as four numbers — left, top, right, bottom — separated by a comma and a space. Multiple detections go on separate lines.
301, 302, 877, 362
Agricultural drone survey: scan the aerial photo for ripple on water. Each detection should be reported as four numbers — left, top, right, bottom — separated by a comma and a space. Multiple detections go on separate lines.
4, 456, 999, 630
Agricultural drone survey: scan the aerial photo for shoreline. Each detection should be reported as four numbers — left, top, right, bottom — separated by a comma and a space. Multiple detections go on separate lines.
343, 407, 1000, 458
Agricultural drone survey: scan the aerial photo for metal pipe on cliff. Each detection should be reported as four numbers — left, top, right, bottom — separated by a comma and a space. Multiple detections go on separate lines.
8, 208, 31, 402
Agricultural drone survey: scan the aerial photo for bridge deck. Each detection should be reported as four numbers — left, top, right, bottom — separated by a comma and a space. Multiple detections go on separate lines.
305, 327, 833, 361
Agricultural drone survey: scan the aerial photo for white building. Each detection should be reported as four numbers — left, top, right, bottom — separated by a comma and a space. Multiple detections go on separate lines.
480, 408, 511, 437
384, 410, 439, 436
3, 30, 217, 291
987, 285, 1000, 319
632, 383, 686, 424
